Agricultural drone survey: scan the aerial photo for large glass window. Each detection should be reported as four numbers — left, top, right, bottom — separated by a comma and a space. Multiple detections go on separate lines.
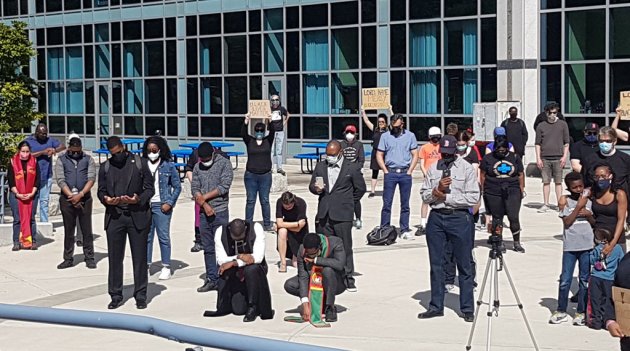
541, 13, 561, 62
265, 33, 283, 72
445, 69, 478, 114
390, 25, 406, 68
611, 8, 630, 59
332, 1, 358, 26
610, 63, 630, 112
481, 68, 497, 102
224, 77, 248, 114
286, 7, 299, 29
410, 70, 440, 114
566, 0, 604, 6
124, 116, 143, 136
145, 79, 164, 114
541, 65, 561, 108
201, 117, 222, 137
445, 0, 477, 17
66, 47, 83, 79
48, 82, 65, 114
303, 117, 329, 139
200, 14, 221, 35
249, 35, 262, 73
332, 29, 358, 70
362, 26, 376, 68
287, 74, 301, 115
265, 8, 283, 31
123, 43, 142, 78
566, 10, 605, 61
47, 48, 64, 80
200, 38, 221, 75
361, 0, 376, 23
224, 12, 246, 33
391, 71, 407, 113
410, 0, 440, 20
302, 4, 327, 28
390, 0, 406, 21
303, 74, 329, 114
410, 117, 441, 142
286, 32, 300, 72
565, 64, 605, 114
303, 31, 329, 71
225, 36, 247, 74
481, 18, 496, 65
66, 82, 84, 114
445, 20, 477, 66
410, 22, 440, 67
146, 117, 165, 136
125, 80, 143, 114
144, 19, 163, 39
332, 73, 359, 114
144, 42, 164, 76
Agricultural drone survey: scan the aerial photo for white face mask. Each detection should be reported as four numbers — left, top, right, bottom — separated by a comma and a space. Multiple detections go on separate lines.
345, 133, 355, 141
201, 159, 213, 167
148, 152, 160, 162
326, 154, 341, 165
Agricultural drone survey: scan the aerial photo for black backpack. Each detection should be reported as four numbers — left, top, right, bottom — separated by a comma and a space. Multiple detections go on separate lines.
366, 225, 397, 246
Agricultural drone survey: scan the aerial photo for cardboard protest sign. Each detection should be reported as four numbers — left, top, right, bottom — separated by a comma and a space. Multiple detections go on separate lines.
362, 88, 390, 110
248, 100, 271, 119
620, 91, 630, 120
613, 286, 630, 335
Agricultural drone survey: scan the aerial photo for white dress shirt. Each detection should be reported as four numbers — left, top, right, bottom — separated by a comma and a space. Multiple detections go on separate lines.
214, 222, 266, 267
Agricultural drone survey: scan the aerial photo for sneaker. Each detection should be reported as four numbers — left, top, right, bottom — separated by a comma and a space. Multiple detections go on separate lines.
346, 279, 357, 292
197, 280, 218, 293
263, 225, 274, 232
538, 205, 550, 213
11, 243, 20, 251
158, 266, 172, 280
85, 260, 96, 269
368, 192, 375, 198
277, 169, 286, 176
513, 241, 525, 253
549, 311, 570, 324
415, 225, 426, 236
400, 230, 415, 240
31, 243, 38, 250
573, 313, 585, 326
354, 219, 363, 230
445, 284, 456, 292
190, 242, 203, 253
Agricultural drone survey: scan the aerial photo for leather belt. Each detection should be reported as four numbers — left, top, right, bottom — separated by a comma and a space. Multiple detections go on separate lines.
387, 167, 409, 174
433, 208, 469, 215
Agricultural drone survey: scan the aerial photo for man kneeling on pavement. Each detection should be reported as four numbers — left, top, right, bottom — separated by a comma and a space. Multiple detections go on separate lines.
284, 233, 347, 323
203, 218, 273, 322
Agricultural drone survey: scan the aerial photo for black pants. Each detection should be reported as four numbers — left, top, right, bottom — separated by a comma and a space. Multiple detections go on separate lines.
444, 220, 476, 286
284, 267, 346, 306
484, 187, 522, 240
106, 213, 149, 302
621, 337, 630, 351
60, 196, 94, 262
589, 276, 614, 330
194, 225, 201, 244
316, 216, 354, 284
215, 264, 273, 319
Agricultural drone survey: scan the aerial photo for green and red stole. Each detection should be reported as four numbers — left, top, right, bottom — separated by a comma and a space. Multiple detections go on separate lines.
308, 234, 330, 326
12, 154, 36, 249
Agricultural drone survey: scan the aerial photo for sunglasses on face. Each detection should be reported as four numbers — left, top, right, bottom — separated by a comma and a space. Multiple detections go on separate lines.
585, 132, 597, 136
271, 99, 280, 102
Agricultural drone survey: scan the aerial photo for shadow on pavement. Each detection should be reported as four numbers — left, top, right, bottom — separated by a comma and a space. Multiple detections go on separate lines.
121, 282, 167, 306
149, 259, 189, 275
412, 290, 460, 314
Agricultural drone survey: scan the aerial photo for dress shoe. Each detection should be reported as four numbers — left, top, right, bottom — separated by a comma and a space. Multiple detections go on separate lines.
85, 260, 96, 269
203, 310, 229, 317
417, 310, 444, 319
513, 241, 525, 253
108, 299, 123, 309
243, 306, 258, 322
57, 260, 73, 269
190, 243, 203, 252
136, 300, 147, 309
325, 305, 338, 322
197, 280, 218, 293
30, 243, 38, 250
463, 313, 475, 322
11, 243, 20, 251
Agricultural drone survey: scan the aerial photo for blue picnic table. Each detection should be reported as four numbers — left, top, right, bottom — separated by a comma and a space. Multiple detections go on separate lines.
179, 141, 235, 150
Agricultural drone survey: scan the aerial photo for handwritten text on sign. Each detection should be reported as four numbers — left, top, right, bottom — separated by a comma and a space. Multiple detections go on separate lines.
362, 88, 391, 110
248, 100, 271, 119
620, 91, 630, 121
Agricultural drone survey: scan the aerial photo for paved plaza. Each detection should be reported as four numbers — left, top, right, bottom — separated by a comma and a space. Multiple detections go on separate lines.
0, 163, 619, 351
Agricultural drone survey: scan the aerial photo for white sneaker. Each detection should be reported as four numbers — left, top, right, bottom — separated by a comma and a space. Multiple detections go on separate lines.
400, 230, 415, 240
549, 311, 569, 324
573, 313, 585, 326
538, 205, 550, 213
445, 284, 456, 292
158, 266, 171, 280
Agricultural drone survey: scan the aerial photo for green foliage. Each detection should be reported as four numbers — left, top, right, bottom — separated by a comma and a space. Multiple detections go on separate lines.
0, 21, 43, 169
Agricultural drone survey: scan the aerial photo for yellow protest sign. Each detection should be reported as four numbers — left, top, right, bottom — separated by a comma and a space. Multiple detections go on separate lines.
620, 91, 630, 120
248, 100, 271, 119
362, 88, 391, 110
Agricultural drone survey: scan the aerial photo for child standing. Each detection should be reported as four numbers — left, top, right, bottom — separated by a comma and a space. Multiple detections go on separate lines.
549, 172, 595, 325
589, 227, 624, 330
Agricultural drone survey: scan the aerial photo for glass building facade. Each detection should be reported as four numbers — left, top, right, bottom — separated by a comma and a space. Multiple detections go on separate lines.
0, 0, 628, 150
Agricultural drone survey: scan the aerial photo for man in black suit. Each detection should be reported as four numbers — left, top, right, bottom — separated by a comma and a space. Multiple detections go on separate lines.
309, 140, 366, 292
97, 136, 154, 310
284, 233, 346, 322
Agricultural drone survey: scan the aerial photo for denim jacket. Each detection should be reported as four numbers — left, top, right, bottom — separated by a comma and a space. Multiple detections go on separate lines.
155, 161, 182, 207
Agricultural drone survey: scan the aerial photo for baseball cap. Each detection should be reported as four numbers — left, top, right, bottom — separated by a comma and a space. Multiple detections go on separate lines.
439, 135, 457, 154
428, 127, 442, 137
494, 127, 506, 136
345, 125, 357, 133
584, 122, 599, 131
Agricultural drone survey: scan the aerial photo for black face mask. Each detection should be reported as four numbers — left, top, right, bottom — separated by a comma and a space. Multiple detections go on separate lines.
391, 125, 402, 136
110, 152, 127, 166
36, 135, 47, 142
68, 151, 82, 160
441, 153, 456, 164
430, 137, 441, 144
494, 150, 508, 159
509, 113, 517, 120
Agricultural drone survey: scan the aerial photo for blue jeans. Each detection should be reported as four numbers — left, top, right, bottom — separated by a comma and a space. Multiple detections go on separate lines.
244, 171, 272, 227
557, 250, 590, 313
444, 213, 477, 286
273, 131, 285, 170
9, 192, 39, 244
147, 203, 173, 266
380, 172, 412, 231
426, 210, 474, 314
200, 209, 229, 284
38, 178, 52, 222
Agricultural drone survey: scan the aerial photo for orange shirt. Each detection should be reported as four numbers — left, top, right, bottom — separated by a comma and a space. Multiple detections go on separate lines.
419, 143, 441, 169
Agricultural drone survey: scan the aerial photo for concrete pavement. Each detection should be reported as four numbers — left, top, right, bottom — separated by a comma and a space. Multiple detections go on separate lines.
0, 163, 619, 350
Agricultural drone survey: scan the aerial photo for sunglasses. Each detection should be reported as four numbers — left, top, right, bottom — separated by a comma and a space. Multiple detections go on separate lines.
271, 99, 280, 102
585, 132, 597, 136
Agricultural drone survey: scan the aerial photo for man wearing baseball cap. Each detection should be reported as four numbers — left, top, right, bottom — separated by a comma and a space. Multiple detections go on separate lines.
419, 135, 480, 322
340, 124, 366, 229
569, 122, 599, 173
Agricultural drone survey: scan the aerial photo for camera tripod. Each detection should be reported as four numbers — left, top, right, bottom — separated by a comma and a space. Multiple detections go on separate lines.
465, 234, 539, 351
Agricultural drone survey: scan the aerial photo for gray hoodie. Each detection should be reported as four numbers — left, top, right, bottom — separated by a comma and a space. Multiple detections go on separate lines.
190, 152, 233, 214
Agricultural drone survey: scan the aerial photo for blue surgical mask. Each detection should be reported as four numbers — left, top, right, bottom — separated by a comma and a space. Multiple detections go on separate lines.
456, 145, 468, 153
599, 142, 613, 154
597, 179, 611, 190
255, 132, 264, 140
584, 134, 597, 143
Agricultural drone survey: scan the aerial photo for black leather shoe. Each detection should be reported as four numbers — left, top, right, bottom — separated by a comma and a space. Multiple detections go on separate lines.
513, 241, 525, 253
85, 260, 96, 269
197, 280, 218, 293
570, 294, 579, 303
325, 305, 338, 322
190, 243, 203, 252
243, 306, 258, 322
203, 310, 230, 317
418, 310, 444, 319
57, 260, 73, 269
108, 299, 123, 310
76, 241, 83, 247
463, 313, 475, 322
136, 301, 147, 309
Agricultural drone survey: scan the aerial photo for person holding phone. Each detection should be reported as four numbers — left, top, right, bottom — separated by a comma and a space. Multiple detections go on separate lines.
479, 138, 526, 253
419, 135, 480, 322
97, 136, 155, 310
